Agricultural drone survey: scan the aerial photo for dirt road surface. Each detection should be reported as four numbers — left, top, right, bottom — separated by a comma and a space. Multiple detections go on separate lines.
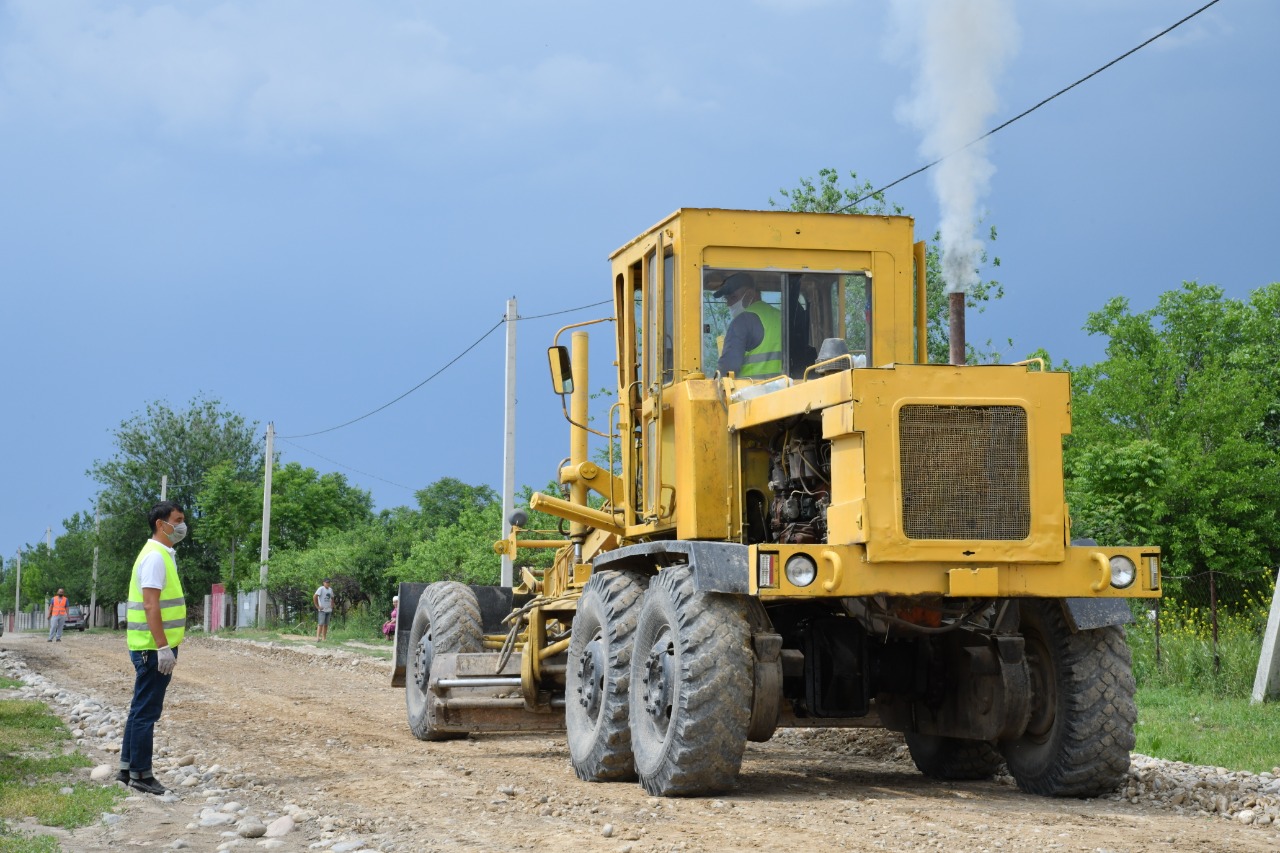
3, 630, 1275, 852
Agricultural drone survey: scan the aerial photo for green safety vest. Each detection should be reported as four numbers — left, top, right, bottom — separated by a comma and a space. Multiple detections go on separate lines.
739, 301, 783, 377
127, 540, 186, 651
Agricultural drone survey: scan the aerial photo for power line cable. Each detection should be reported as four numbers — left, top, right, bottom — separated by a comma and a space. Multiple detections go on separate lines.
279, 298, 612, 440
841, 0, 1226, 211
516, 300, 613, 321
276, 437, 415, 492
280, 318, 504, 439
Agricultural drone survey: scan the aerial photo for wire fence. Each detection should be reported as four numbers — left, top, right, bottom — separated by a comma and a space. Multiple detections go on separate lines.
1128, 566, 1278, 694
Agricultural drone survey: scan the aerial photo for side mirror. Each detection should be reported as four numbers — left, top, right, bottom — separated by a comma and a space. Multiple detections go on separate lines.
548, 346, 574, 395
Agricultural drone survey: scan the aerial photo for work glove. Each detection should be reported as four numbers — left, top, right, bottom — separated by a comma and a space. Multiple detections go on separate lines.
156, 646, 176, 676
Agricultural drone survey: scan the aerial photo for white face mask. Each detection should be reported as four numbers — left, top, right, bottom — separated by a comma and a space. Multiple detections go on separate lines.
163, 520, 188, 546
728, 300, 745, 319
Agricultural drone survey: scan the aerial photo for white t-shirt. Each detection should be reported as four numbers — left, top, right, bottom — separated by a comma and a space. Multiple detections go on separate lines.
314, 585, 334, 612
137, 542, 176, 589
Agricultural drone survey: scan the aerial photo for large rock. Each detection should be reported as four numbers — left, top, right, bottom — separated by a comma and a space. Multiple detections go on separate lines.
264, 815, 294, 838
90, 764, 117, 782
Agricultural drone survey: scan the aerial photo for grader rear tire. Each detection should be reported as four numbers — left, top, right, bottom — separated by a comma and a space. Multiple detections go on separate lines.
1000, 599, 1136, 797
406, 581, 483, 741
629, 566, 753, 797
906, 732, 1005, 781
566, 570, 648, 782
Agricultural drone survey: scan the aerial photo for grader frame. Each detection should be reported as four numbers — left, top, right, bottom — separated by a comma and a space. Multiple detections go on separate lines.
393, 208, 1160, 798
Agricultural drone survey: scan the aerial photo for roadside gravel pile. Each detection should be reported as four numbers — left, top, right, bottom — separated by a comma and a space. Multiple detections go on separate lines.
764, 719, 1280, 831
182, 634, 387, 675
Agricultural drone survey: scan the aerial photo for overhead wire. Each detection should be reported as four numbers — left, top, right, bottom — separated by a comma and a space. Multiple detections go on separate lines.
516, 299, 613, 321
275, 436, 416, 492
280, 299, 612, 440
840, 0, 1226, 211
280, 318, 504, 439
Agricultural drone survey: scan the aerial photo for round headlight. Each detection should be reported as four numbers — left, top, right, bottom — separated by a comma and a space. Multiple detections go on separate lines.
785, 554, 818, 587
1109, 555, 1137, 589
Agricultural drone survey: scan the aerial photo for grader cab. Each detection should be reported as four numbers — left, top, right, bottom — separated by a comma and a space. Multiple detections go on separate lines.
393, 208, 1161, 798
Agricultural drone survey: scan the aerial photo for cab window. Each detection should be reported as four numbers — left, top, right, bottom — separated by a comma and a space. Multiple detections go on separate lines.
701, 269, 872, 378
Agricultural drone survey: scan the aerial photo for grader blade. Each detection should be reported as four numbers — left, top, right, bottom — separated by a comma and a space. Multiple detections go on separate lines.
425, 652, 567, 734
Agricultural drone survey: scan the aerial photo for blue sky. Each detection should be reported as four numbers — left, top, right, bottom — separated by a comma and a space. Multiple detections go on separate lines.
1, 0, 1275, 563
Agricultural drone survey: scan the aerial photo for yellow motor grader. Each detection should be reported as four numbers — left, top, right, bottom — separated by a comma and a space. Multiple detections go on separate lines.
392, 208, 1161, 797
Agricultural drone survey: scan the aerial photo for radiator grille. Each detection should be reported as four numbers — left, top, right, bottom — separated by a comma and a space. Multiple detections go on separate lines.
899, 405, 1030, 540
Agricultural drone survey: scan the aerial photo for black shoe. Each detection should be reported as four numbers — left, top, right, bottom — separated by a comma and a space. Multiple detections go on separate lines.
116, 770, 129, 785
129, 776, 167, 795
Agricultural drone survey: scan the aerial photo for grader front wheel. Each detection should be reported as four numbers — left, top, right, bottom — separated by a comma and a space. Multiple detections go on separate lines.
566, 570, 648, 782
406, 581, 483, 741
628, 566, 753, 797
1000, 599, 1136, 797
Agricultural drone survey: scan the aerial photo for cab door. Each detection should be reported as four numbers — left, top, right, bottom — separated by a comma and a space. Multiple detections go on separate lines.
639, 236, 677, 526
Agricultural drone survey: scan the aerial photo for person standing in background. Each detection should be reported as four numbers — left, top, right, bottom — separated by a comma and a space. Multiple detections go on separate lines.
47, 589, 68, 642
314, 578, 334, 642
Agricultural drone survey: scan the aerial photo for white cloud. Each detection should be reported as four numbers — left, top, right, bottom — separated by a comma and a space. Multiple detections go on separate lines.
1146, 16, 1233, 53
0, 0, 690, 152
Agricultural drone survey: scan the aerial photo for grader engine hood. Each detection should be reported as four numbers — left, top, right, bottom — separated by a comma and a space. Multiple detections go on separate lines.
848, 363, 1071, 564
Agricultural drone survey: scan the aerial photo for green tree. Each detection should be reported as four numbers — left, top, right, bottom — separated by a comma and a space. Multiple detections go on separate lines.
268, 462, 375, 552
46, 511, 98, 603
0, 545, 48, 614
1065, 282, 1280, 590
413, 477, 498, 533
772, 168, 1005, 363
395, 501, 503, 586
194, 461, 261, 596
88, 396, 260, 608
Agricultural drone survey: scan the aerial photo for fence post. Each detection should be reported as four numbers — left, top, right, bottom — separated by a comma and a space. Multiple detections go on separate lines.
1209, 570, 1221, 676
1154, 597, 1162, 665
1253, 568, 1280, 703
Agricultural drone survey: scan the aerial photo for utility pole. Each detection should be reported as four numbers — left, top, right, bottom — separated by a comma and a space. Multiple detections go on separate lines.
257, 423, 275, 628
160, 475, 168, 501
1252, 568, 1280, 703
501, 297, 517, 588
14, 551, 20, 616
90, 507, 100, 628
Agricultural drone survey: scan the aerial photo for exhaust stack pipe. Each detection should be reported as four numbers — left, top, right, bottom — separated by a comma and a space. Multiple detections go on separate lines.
948, 291, 966, 365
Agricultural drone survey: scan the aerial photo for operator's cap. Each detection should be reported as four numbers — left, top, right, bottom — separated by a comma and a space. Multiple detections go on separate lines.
713, 272, 754, 300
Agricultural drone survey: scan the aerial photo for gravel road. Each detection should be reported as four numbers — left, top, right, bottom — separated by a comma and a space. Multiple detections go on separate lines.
3, 630, 1278, 852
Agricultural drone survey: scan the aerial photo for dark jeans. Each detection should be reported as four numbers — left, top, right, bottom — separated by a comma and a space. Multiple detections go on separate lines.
119, 647, 178, 778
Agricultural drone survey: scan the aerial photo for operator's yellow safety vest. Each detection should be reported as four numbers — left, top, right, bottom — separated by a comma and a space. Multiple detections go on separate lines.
50, 596, 68, 617
739, 301, 783, 377
127, 540, 186, 651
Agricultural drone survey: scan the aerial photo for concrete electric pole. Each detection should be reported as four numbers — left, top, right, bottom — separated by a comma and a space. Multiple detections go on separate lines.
501, 297, 517, 589
160, 475, 168, 501
257, 423, 275, 628
90, 507, 100, 628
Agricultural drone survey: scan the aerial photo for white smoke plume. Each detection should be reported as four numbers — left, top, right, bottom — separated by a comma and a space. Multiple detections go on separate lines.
892, 0, 1019, 293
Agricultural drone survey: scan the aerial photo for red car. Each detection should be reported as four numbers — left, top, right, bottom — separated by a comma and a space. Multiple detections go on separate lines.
63, 605, 87, 631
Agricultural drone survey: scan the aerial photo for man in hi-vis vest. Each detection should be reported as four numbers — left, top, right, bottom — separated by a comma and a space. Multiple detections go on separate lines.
117, 501, 187, 795
47, 588, 68, 642
714, 272, 783, 378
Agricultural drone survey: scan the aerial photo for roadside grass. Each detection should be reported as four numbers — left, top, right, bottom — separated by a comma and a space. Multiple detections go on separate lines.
1128, 594, 1280, 773
0, 697, 125, 851
1135, 686, 1280, 774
